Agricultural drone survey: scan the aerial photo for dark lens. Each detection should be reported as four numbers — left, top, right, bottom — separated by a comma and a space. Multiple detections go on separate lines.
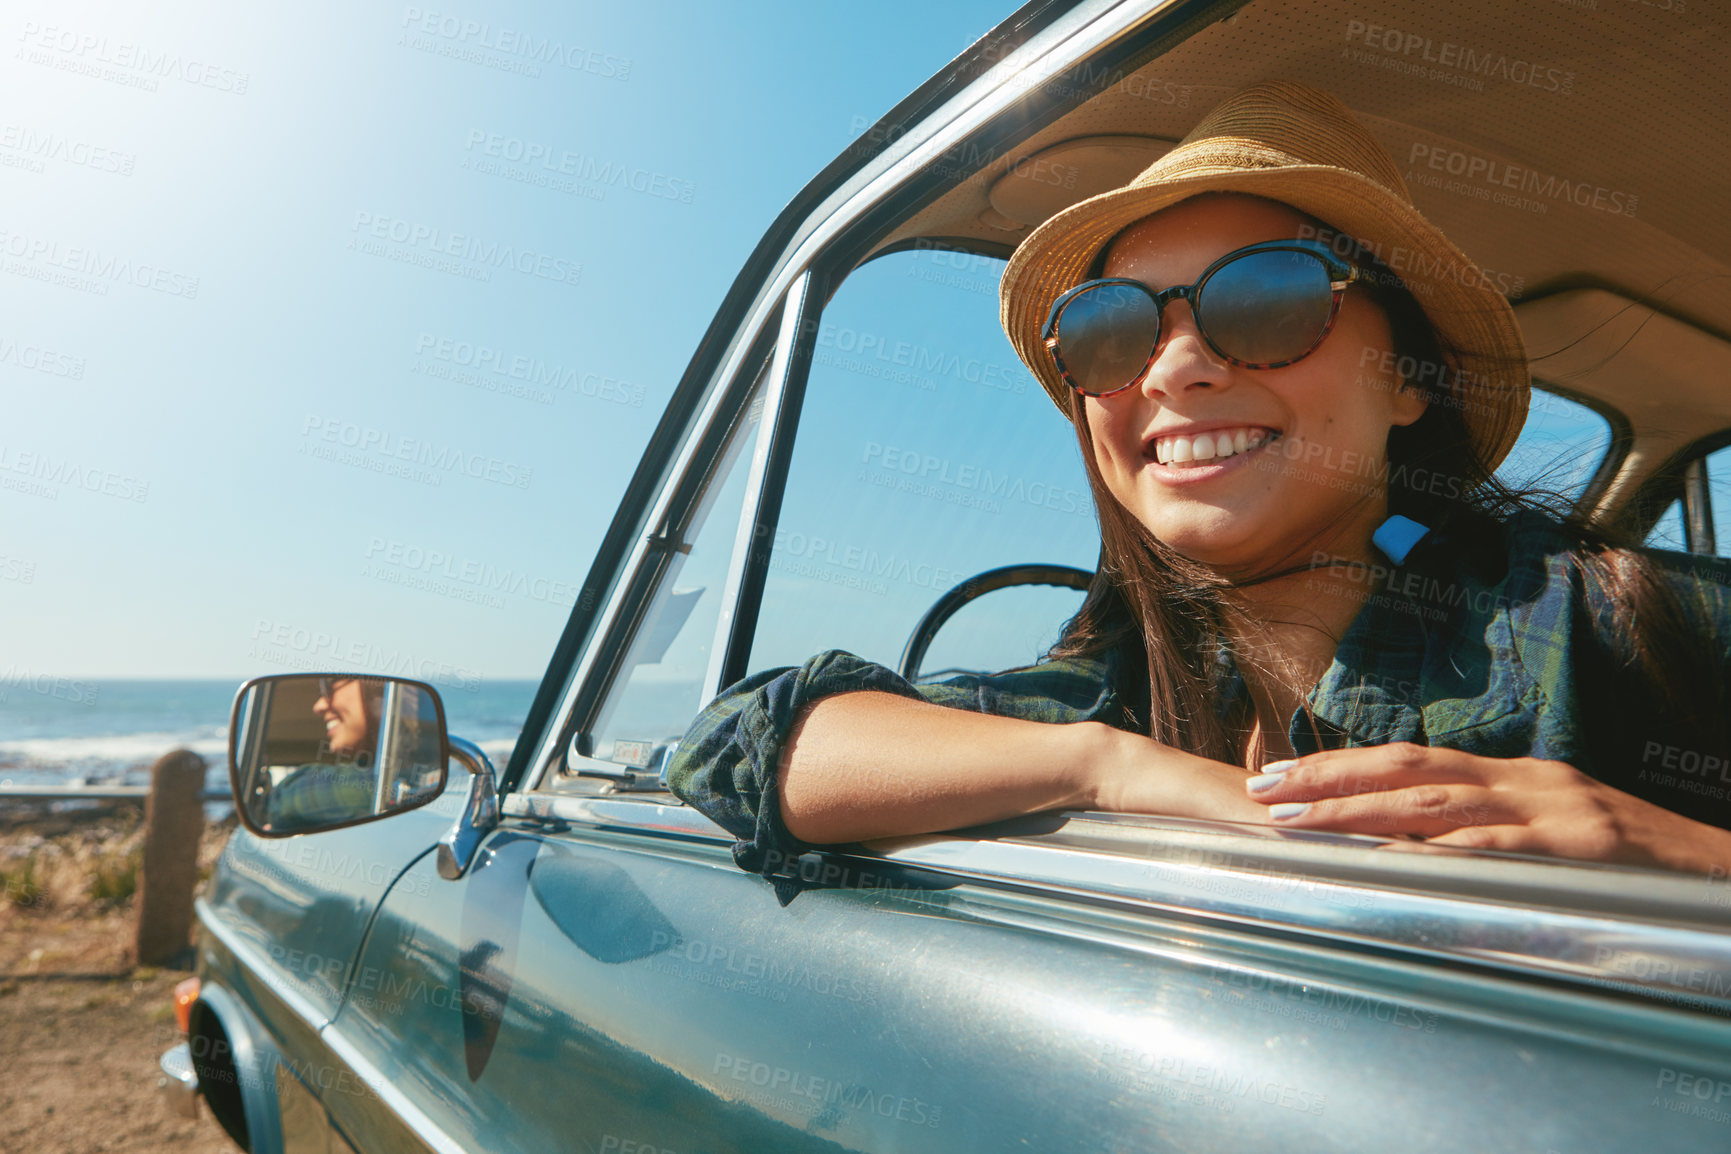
1197, 249, 1335, 366
1053, 282, 1161, 395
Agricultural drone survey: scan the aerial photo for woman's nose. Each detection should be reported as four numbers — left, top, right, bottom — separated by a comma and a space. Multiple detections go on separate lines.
1139, 299, 1234, 398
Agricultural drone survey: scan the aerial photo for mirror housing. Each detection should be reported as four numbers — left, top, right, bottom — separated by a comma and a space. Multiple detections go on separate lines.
228, 673, 449, 837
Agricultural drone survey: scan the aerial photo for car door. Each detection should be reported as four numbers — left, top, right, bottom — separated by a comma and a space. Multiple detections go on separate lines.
201, 783, 470, 1069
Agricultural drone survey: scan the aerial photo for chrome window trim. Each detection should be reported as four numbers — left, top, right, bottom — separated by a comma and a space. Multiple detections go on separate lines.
759, 0, 1173, 287
509, 790, 732, 843
521, 0, 1195, 793
501, 793, 1731, 1015
198, 899, 467, 1154
867, 834, 1731, 1015
702, 271, 815, 704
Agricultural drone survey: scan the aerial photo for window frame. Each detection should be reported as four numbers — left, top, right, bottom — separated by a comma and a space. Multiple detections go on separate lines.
1629, 429, 1731, 557
1518, 378, 1633, 517
1673, 432, 1730, 556
525, 306, 785, 790
707, 272, 826, 696
551, 269, 825, 789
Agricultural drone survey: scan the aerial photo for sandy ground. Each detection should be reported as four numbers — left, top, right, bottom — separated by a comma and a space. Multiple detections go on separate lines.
0, 805, 241, 1154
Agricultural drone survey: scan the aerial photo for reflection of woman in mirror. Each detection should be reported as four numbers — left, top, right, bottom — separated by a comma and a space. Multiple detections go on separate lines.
262, 676, 384, 831
315, 676, 382, 762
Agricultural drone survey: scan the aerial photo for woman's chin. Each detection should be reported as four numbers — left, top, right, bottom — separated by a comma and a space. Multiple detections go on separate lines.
1143, 509, 1271, 567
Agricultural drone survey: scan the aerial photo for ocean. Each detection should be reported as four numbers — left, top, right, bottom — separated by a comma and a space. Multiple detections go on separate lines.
0, 678, 541, 798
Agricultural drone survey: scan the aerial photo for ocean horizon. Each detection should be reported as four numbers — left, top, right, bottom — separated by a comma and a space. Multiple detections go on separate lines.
0, 678, 542, 790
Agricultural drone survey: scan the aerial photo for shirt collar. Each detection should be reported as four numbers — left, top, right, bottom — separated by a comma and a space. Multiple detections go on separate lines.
1211, 558, 1442, 752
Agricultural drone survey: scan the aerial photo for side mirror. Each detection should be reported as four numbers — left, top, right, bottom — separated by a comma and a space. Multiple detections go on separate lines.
228, 674, 449, 837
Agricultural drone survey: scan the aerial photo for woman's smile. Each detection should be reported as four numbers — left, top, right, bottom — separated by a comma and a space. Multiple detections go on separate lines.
1142, 425, 1283, 483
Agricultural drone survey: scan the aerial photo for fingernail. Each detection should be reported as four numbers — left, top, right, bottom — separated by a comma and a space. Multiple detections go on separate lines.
1268, 802, 1310, 821
1261, 759, 1298, 774
1245, 772, 1286, 793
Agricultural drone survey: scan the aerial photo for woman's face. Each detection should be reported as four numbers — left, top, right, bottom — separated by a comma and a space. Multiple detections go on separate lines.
1082, 194, 1427, 576
314, 678, 370, 756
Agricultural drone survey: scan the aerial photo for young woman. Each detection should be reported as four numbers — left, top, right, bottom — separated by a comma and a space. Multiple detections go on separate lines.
667, 82, 1731, 878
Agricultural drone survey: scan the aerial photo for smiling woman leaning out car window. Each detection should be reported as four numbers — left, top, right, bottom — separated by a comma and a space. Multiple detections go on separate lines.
666, 82, 1731, 879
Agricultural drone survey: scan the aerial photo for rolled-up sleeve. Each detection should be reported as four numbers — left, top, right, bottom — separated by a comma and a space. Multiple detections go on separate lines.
665, 649, 1120, 877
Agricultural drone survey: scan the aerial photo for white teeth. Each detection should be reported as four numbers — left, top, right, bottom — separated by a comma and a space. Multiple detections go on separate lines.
1151, 426, 1275, 467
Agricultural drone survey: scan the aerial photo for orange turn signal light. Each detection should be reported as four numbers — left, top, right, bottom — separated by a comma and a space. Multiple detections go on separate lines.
173, 977, 201, 1035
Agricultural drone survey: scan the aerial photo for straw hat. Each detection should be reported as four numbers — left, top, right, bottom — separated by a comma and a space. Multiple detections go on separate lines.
1000, 81, 1530, 470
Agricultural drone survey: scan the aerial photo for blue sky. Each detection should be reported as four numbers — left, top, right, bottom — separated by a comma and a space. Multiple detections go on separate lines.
1, 0, 1624, 694
1, 0, 1015, 682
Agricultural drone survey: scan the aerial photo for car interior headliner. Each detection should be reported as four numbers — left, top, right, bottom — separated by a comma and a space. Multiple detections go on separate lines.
874, 0, 1731, 522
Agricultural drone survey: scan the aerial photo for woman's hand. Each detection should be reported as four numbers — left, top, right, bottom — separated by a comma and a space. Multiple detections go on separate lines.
1242, 742, 1731, 875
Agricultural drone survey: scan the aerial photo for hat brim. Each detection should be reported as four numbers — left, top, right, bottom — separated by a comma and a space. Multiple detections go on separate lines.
1000, 165, 1531, 470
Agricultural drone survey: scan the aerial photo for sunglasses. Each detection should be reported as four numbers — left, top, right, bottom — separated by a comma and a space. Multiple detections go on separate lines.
317, 676, 357, 699
1042, 240, 1364, 398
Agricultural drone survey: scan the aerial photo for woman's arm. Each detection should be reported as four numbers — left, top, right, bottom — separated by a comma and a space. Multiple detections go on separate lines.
778, 689, 1271, 845
665, 648, 1271, 877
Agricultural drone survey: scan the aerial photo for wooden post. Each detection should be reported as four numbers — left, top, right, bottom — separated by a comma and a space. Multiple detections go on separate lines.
135, 749, 207, 966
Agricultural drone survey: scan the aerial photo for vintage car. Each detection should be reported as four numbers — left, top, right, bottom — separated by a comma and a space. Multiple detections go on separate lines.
160, 1, 1731, 1151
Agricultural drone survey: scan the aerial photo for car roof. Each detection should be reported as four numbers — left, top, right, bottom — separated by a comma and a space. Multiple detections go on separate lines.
867, 0, 1731, 523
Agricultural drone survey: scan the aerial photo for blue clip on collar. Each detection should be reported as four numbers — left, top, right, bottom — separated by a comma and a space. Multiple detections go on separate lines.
1372, 514, 1431, 565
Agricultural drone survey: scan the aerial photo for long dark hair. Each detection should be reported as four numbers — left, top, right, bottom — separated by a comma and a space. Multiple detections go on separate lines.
1046, 208, 1726, 768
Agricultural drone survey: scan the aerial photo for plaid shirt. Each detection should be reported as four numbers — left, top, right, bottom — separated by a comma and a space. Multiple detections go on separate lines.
264, 762, 376, 831
667, 512, 1731, 876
